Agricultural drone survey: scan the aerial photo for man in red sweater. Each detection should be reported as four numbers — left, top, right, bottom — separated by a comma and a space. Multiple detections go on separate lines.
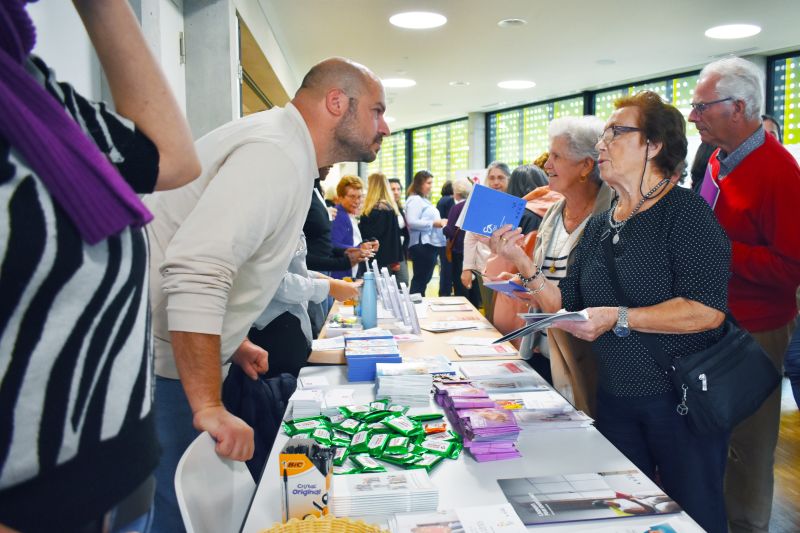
690, 57, 800, 533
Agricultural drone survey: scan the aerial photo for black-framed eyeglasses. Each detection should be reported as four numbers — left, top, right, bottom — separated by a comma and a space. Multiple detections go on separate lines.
597, 125, 642, 145
689, 97, 733, 114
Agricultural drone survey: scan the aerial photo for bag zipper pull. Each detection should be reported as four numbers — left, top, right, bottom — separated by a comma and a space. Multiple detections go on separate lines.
699, 373, 707, 391
676, 384, 689, 416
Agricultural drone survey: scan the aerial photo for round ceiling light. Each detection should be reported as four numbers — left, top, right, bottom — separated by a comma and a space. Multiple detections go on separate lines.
389, 11, 447, 29
498, 80, 536, 89
498, 18, 527, 28
381, 78, 417, 88
704, 24, 761, 39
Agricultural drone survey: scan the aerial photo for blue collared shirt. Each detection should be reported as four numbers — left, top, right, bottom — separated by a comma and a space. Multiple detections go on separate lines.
717, 126, 765, 178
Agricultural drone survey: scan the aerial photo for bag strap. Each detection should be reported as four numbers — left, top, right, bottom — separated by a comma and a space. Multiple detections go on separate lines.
601, 232, 674, 373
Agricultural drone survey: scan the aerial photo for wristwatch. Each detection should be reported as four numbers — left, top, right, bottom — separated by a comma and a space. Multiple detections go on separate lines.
613, 306, 630, 337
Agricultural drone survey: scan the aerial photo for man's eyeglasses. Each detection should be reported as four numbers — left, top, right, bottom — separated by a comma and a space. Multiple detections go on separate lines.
689, 97, 733, 114
598, 125, 642, 145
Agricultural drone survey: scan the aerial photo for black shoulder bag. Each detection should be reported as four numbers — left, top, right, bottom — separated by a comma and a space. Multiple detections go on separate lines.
601, 233, 781, 435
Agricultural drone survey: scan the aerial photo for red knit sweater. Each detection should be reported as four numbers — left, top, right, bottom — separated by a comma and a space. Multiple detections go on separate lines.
714, 134, 800, 332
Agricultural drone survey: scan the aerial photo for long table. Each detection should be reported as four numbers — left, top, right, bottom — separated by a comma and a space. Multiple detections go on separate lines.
308, 296, 521, 365
240, 365, 703, 532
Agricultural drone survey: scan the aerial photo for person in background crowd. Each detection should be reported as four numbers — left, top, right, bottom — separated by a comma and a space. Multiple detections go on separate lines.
406, 170, 448, 295
144, 57, 389, 532
689, 57, 800, 533
436, 180, 456, 296
689, 142, 718, 194
761, 113, 782, 142
304, 166, 371, 337
492, 91, 732, 532
443, 178, 480, 307
359, 172, 403, 273
331, 175, 377, 279
0, 1, 201, 530
248, 233, 360, 379
460, 161, 511, 291
505, 164, 549, 233
389, 177, 411, 286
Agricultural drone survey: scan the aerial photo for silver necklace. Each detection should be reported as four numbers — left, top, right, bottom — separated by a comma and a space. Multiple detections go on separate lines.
608, 178, 668, 244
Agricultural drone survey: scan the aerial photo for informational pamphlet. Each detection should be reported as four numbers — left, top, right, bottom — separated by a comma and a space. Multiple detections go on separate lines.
497, 470, 681, 526
455, 183, 527, 236
391, 503, 527, 533
454, 344, 518, 358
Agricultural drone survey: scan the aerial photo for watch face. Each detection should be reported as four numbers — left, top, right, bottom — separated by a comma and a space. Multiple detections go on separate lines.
613, 325, 631, 338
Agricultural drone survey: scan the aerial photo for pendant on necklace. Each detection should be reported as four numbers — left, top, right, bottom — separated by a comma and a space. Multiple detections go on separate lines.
549, 264, 556, 273
612, 233, 620, 245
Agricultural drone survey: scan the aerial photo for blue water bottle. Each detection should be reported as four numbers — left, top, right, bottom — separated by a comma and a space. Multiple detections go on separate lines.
360, 272, 378, 329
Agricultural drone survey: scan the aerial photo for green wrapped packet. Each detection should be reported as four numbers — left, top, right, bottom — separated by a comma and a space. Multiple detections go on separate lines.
349, 429, 372, 454
366, 421, 393, 433
384, 436, 412, 455
413, 438, 457, 457
309, 427, 333, 446
340, 405, 372, 419
409, 413, 444, 422
350, 454, 386, 472
282, 417, 329, 436
333, 464, 360, 475
383, 414, 424, 437
380, 452, 422, 467
408, 453, 444, 472
448, 441, 463, 460
332, 417, 362, 435
366, 433, 389, 456
361, 409, 393, 424
333, 446, 350, 466
387, 404, 409, 415
369, 399, 390, 410
424, 430, 463, 443
328, 413, 345, 424
332, 430, 352, 447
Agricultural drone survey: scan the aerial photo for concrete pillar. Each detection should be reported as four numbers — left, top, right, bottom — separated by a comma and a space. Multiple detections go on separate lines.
467, 112, 487, 169
184, 0, 239, 138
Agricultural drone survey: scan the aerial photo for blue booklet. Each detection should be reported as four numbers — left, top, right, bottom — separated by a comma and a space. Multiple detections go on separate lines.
483, 280, 528, 294
455, 184, 527, 236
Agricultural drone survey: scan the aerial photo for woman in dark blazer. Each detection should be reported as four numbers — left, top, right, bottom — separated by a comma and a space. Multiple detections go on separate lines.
358, 172, 403, 272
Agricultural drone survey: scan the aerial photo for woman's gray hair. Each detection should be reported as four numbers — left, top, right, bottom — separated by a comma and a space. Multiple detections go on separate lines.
452, 177, 473, 199
547, 116, 605, 182
485, 161, 511, 182
699, 57, 764, 121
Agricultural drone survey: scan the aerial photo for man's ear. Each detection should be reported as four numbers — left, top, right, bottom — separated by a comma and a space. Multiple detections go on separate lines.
325, 88, 350, 117
731, 99, 747, 121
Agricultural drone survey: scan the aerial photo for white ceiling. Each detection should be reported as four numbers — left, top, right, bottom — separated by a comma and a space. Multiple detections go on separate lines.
258, 0, 800, 131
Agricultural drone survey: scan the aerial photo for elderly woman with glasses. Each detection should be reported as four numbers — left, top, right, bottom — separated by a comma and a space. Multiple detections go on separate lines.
490, 92, 732, 533
488, 116, 613, 414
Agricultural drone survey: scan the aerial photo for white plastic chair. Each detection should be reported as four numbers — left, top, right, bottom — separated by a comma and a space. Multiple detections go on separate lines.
174, 431, 256, 533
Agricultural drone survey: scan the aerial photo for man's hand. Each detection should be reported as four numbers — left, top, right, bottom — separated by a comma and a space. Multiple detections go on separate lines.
232, 338, 268, 380
193, 405, 255, 461
461, 269, 474, 289
329, 278, 361, 302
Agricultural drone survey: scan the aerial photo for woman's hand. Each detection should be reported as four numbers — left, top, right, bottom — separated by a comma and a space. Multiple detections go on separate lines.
553, 307, 617, 342
460, 269, 474, 289
329, 279, 361, 302
433, 218, 448, 228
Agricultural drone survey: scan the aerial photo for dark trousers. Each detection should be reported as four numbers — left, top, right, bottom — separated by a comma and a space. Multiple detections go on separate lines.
785, 323, 800, 408
438, 247, 453, 297
409, 243, 440, 296
596, 389, 729, 533
450, 252, 481, 308
248, 312, 311, 379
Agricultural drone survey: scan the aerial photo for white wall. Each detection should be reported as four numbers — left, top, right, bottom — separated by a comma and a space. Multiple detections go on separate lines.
27, 2, 101, 100
159, 0, 187, 113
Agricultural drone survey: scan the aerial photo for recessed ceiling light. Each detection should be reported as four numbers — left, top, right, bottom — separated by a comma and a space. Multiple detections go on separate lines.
705, 24, 761, 39
390, 11, 447, 29
381, 78, 416, 88
498, 80, 536, 89
449, 81, 470, 87
384, 116, 396, 124
498, 18, 527, 28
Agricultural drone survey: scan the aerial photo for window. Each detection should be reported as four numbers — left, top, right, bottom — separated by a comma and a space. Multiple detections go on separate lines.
769, 53, 800, 146
487, 96, 584, 168
366, 131, 407, 182
411, 119, 469, 205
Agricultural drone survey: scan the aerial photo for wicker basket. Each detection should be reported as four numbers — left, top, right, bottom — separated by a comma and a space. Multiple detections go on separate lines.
261, 516, 388, 533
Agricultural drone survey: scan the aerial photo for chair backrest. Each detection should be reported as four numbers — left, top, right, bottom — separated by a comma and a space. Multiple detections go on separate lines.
175, 432, 257, 533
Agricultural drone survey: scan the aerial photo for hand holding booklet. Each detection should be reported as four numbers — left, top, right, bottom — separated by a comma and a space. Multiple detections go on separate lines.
492, 309, 589, 344
455, 183, 527, 236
